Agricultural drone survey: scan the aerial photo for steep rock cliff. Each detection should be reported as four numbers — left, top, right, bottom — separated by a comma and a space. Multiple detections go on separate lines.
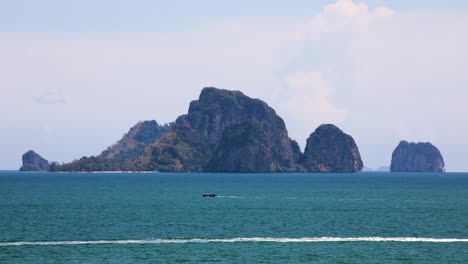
20, 150, 49, 171
205, 119, 298, 172
390, 141, 445, 172
135, 87, 297, 172
301, 124, 363, 173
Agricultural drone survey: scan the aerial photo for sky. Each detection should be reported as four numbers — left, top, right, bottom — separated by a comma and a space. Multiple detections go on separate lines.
1, 0, 467, 171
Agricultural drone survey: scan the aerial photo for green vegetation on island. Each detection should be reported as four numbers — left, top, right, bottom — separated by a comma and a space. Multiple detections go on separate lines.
19, 87, 444, 173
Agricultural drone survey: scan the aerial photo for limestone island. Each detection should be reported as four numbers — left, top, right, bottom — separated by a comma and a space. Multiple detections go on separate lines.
390, 141, 445, 172
20, 87, 365, 173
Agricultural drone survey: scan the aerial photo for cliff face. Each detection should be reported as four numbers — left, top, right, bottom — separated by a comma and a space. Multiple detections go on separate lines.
26, 87, 366, 173
301, 124, 363, 173
205, 119, 297, 172
135, 87, 297, 172
390, 141, 445, 172
20, 150, 49, 171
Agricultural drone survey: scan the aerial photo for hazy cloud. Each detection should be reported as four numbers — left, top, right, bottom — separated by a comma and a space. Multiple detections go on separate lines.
373, 7, 395, 18
35, 91, 66, 104
345, 11, 468, 170
280, 71, 346, 142
299, 0, 394, 36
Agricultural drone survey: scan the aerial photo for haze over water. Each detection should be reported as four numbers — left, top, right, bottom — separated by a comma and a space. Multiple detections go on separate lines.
1, 172, 467, 263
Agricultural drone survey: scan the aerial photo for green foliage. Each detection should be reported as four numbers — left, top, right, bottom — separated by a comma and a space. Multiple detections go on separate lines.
49, 156, 137, 172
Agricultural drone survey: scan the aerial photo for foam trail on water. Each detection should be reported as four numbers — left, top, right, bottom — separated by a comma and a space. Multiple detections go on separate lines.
1, 237, 468, 247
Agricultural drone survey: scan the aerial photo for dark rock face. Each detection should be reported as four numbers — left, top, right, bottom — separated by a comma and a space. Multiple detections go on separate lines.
100, 120, 172, 160
301, 124, 363, 172
28, 87, 365, 173
20, 150, 49, 171
290, 139, 303, 166
206, 119, 296, 172
135, 87, 297, 172
390, 141, 445, 172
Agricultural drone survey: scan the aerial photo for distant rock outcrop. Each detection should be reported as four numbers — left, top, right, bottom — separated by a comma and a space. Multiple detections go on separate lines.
390, 141, 445, 172
135, 87, 298, 172
20, 150, 49, 171
28, 87, 365, 173
301, 124, 363, 173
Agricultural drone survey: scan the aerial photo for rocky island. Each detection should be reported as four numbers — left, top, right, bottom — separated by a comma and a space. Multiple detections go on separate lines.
301, 124, 363, 173
19, 150, 49, 171
20, 87, 364, 173
390, 140, 445, 172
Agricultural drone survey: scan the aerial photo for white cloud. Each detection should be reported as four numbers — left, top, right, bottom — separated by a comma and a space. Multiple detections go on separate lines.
300, 0, 394, 36
324, 0, 370, 18
373, 7, 395, 18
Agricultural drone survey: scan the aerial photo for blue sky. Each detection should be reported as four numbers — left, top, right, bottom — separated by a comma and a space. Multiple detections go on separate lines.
2, 0, 468, 31
1, 0, 468, 171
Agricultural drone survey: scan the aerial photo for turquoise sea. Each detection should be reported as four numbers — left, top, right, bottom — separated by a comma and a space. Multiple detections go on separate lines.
0, 171, 467, 263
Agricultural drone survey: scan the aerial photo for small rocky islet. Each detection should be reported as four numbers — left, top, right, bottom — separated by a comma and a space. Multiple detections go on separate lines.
19, 150, 49, 172
390, 141, 445, 172
20, 87, 445, 173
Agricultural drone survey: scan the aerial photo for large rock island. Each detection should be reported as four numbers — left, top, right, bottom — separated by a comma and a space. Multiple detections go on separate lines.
390, 141, 445, 172
20, 87, 364, 173
301, 124, 363, 172
134, 88, 300, 172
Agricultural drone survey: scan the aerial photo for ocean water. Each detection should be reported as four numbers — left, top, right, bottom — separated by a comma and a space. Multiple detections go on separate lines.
0, 171, 467, 263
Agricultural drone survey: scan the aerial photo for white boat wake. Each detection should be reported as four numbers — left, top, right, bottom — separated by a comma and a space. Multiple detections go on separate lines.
1, 237, 468, 247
